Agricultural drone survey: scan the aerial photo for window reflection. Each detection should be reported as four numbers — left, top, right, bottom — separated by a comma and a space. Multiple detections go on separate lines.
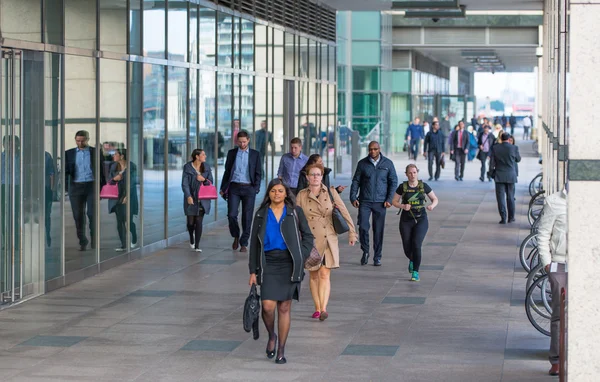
46, 0, 64, 45
143, 64, 165, 245
199, 6, 216, 66
233, 17, 241, 69
273, 29, 284, 75
100, 0, 127, 53
65, 0, 97, 49
217, 73, 232, 176
167, 66, 187, 237
255, 24, 267, 73
272, 79, 285, 175
284, 33, 295, 76
241, 18, 254, 71
129, 62, 143, 249
217, 12, 232, 67
309, 40, 317, 80
168, 0, 188, 61
299, 37, 308, 78
321, 43, 328, 81
64, 55, 97, 273
0, 0, 42, 43
143, 0, 165, 59
254, 77, 268, 181
129, 0, 142, 55
240, 74, 253, 138
189, 3, 199, 63
329, 46, 336, 81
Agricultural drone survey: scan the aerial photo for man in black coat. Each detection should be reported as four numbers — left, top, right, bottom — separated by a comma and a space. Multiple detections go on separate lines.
423, 121, 445, 181
490, 132, 521, 224
477, 124, 495, 182
64, 130, 105, 251
450, 120, 469, 181
220, 130, 262, 252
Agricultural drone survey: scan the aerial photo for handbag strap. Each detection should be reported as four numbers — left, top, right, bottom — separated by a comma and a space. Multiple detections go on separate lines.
326, 186, 337, 208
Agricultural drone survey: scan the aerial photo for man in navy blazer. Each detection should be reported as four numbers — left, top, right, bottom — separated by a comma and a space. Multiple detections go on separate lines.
64, 130, 105, 251
220, 130, 262, 252
450, 120, 469, 181
490, 132, 521, 224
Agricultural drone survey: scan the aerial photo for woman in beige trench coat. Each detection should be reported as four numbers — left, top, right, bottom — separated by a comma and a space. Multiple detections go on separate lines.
296, 163, 357, 321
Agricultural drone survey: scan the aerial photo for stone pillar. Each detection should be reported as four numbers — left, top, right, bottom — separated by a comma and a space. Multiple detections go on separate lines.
567, 1, 600, 380
449, 67, 459, 95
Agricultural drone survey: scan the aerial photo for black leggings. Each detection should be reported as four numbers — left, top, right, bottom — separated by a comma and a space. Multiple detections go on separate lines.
187, 213, 205, 249
399, 216, 429, 272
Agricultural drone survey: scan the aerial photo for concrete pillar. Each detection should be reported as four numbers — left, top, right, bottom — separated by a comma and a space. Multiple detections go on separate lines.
567, 1, 600, 380
449, 66, 459, 95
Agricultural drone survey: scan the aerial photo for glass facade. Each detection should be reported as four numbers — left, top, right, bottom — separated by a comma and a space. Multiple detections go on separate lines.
0, 0, 336, 302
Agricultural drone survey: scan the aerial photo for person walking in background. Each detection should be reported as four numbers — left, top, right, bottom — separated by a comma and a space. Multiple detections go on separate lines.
182, 149, 213, 252
296, 163, 356, 321
509, 114, 517, 136
450, 121, 469, 181
65, 130, 104, 251
296, 154, 345, 194
490, 132, 521, 224
108, 148, 138, 252
277, 138, 309, 195
477, 124, 495, 182
406, 117, 424, 161
522, 115, 532, 140
220, 130, 262, 253
467, 126, 478, 161
423, 120, 445, 181
492, 123, 503, 140
440, 116, 451, 152
350, 141, 398, 266
537, 187, 568, 376
392, 164, 438, 282
422, 121, 430, 136
254, 120, 274, 178
248, 179, 314, 364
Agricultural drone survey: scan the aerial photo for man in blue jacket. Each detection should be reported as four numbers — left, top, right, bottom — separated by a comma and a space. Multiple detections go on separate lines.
350, 141, 398, 266
405, 117, 424, 161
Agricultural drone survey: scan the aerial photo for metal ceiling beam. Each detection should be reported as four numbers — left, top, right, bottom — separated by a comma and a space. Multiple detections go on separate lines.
391, 0, 460, 10
404, 5, 466, 18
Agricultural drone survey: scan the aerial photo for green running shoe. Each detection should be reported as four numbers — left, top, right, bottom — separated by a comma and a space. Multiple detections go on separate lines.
408, 261, 413, 273
410, 271, 420, 282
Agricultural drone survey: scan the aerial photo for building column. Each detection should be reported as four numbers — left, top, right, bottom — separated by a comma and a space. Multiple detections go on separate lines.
567, 1, 600, 380
449, 66, 459, 95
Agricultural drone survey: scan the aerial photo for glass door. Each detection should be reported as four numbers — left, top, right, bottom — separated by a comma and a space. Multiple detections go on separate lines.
1, 48, 44, 306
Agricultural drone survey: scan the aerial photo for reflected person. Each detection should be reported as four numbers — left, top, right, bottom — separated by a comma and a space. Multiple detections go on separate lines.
182, 149, 213, 252
108, 149, 138, 251
254, 120, 274, 178
45, 151, 55, 247
65, 130, 103, 251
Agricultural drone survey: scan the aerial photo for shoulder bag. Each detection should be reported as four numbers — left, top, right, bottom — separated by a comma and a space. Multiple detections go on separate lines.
100, 183, 119, 200
198, 180, 218, 200
326, 187, 350, 234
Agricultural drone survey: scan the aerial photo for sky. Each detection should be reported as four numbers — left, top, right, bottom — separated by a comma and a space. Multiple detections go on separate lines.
474, 72, 537, 99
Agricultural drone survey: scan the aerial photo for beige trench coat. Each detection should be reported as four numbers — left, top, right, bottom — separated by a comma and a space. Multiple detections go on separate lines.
296, 184, 357, 269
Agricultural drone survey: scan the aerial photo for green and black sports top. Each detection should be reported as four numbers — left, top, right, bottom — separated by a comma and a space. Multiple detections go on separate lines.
395, 181, 432, 220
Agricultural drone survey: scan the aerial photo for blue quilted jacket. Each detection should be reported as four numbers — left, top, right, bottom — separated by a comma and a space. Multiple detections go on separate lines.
349, 155, 398, 204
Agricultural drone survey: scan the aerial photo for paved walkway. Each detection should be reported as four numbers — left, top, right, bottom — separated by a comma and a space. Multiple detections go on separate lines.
0, 141, 552, 381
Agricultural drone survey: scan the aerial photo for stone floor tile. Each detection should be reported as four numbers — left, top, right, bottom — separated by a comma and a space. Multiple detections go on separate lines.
181, 339, 243, 352
18, 336, 87, 348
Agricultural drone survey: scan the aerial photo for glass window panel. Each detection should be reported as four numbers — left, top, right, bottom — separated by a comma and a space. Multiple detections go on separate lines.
129, 61, 143, 249
352, 93, 379, 117
284, 33, 294, 77
168, 0, 188, 61
129, 0, 142, 55
143, 0, 166, 59
64, 55, 97, 273
255, 24, 267, 73
100, 0, 127, 53
298, 81, 308, 138
167, 67, 187, 237
308, 40, 317, 80
99, 59, 129, 261
299, 37, 308, 78
329, 46, 336, 81
272, 79, 284, 175
319, 84, 329, 158
233, 17, 241, 69
0, 0, 42, 42
241, 18, 254, 71
337, 66, 346, 90
189, 4, 198, 63
320, 43, 328, 81
273, 29, 284, 75
351, 42, 380, 66
353, 68, 380, 91
46, 0, 64, 45
254, 77, 268, 181
351, 12, 381, 40
196, 69, 216, 225
65, 0, 97, 49
44, 53, 62, 281
241, 74, 253, 135
143, 64, 165, 245
336, 38, 347, 66
199, 6, 216, 66
217, 12, 232, 67
217, 73, 232, 189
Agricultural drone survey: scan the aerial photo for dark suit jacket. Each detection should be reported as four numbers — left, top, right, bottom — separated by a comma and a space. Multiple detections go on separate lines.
451, 129, 470, 151
477, 131, 495, 158
220, 147, 262, 193
64, 146, 105, 192
490, 142, 521, 183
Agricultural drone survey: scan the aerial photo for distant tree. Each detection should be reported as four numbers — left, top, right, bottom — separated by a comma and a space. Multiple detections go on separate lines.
490, 100, 505, 112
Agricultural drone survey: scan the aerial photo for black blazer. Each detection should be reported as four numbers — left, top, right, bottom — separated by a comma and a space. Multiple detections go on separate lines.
490, 142, 521, 183
64, 146, 105, 191
220, 147, 262, 193
451, 129, 470, 151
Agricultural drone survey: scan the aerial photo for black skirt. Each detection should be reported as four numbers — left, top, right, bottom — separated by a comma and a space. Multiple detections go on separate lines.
261, 250, 300, 302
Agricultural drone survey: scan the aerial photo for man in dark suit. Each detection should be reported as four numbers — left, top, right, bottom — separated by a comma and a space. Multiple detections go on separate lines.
220, 130, 262, 252
65, 130, 104, 251
490, 132, 521, 224
477, 124, 495, 182
450, 120, 469, 181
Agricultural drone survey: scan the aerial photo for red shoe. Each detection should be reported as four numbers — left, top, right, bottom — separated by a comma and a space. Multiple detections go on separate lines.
319, 311, 329, 321
311, 311, 320, 319
548, 364, 559, 376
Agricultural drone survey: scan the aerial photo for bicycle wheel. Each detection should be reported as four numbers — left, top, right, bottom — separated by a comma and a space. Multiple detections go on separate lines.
528, 192, 545, 226
528, 248, 540, 271
530, 215, 542, 234
525, 275, 551, 336
532, 141, 539, 155
526, 262, 546, 293
529, 173, 542, 197
519, 233, 538, 272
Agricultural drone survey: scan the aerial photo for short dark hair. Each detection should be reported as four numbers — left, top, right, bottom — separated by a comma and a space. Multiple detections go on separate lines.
75, 130, 89, 139
237, 130, 249, 139
290, 137, 302, 146
501, 132, 510, 141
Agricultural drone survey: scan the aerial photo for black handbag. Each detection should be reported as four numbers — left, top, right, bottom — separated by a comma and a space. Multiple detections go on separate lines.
243, 283, 260, 340
327, 187, 350, 234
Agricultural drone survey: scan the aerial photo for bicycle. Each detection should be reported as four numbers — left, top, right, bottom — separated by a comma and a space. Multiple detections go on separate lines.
525, 273, 552, 336
519, 232, 538, 272
528, 191, 545, 226
528, 172, 543, 197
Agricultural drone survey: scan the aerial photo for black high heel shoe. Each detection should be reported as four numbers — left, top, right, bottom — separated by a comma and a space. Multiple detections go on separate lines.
265, 334, 277, 359
275, 347, 286, 364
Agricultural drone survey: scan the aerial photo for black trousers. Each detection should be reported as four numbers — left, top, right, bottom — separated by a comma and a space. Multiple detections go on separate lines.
399, 215, 429, 272
45, 187, 53, 246
115, 204, 138, 248
453, 150, 466, 179
227, 183, 257, 247
479, 152, 490, 180
68, 182, 95, 246
358, 202, 387, 261
187, 212, 205, 249
427, 151, 442, 180
494, 182, 516, 221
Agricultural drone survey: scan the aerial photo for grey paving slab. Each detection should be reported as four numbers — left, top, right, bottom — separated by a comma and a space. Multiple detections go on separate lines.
418, 265, 445, 271
341, 344, 399, 356
425, 242, 458, 246
199, 259, 237, 265
181, 339, 242, 352
381, 296, 426, 305
128, 290, 177, 298
504, 348, 548, 360
18, 336, 88, 348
